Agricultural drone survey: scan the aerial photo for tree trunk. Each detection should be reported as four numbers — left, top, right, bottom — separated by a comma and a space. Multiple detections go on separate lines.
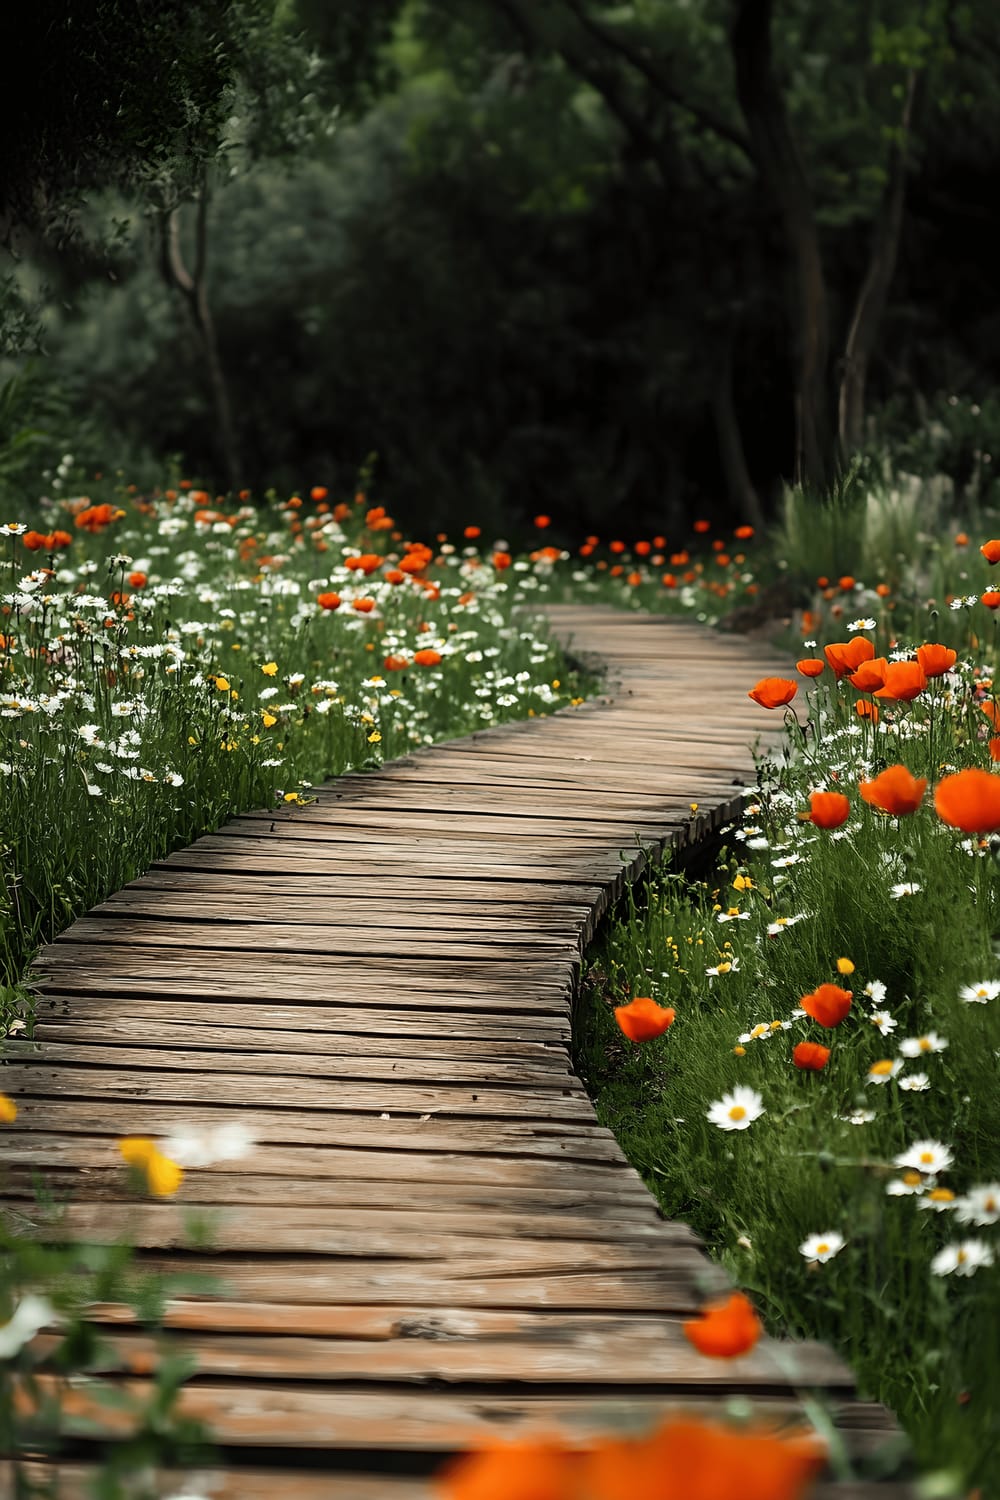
712, 330, 764, 527
159, 177, 241, 493
838, 70, 919, 456
731, 0, 832, 490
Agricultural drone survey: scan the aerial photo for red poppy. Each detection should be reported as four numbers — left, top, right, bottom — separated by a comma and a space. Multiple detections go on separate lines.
683, 1291, 761, 1358
793, 1041, 831, 1071
808, 791, 850, 829
634, 540, 651, 557
534, 515, 551, 529
614, 997, 676, 1042
352, 597, 376, 613
734, 524, 754, 539
848, 657, 888, 692
935, 768, 1000, 833
413, 648, 443, 667
873, 661, 927, 701
310, 486, 328, 501
800, 984, 852, 1028
980, 540, 1000, 564
463, 526, 481, 539
796, 658, 825, 678
916, 643, 957, 677
436, 1436, 574, 1500
982, 591, 1000, 610
128, 571, 148, 589
855, 699, 879, 722
858, 764, 927, 815
693, 519, 711, 533
492, 551, 512, 570
50, 530, 72, 550
748, 677, 798, 710
824, 638, 875, 676
22, 530, 50, 551
383, 655, 409, 671
316, 592, 341, 610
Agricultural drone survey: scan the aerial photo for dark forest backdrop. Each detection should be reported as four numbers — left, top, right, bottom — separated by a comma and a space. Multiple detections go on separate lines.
2, 0, 999, 538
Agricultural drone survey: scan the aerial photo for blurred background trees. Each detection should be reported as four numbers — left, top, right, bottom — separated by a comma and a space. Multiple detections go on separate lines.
2, 0, 999, 537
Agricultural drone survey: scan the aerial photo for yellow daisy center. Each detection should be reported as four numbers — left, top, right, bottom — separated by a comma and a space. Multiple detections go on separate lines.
728, 1105, 747, 1121
815, 1242, 829, 1255
871, 1059, 894, 1076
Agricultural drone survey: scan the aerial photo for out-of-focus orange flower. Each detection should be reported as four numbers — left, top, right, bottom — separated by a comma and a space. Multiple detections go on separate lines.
609, 540, 626, 554
954, 531, 968, 546
838, 575, 855, 591
980, 539, 1000, 564
22, 530, 49, 551
661, 573, 677, 588
50, 530, 72, 550
413, 648, 442, 667
589, 1417, 824, 1500
75, 502, 123, 533
333, 502, 351, 522
436, 1435, 576, 1500
824, 638, 875, 676
493, 551, 512, 570
800, 609, 818, 635
848, 657, 888, 692
464, 525, 481, 540
748, 677, 798, 709
873, 660, 927, 701
991, 737, 1000, 762
859, 764, 927, 815
875, 582, 891, 598
352, 597, 376, 613
614, 996, 675, 1042
683, 1291, 761, 1357
310, 486, 328, 501
916, 643, 957, 677
534, 514, 551, 529
345, 553, 383, 575
983, 591, 1000, 610
734, 524, 754, 539
626, 570, 643, 587
935, 768, 1000, 832
796, 658, 825, 678
670, 550, 689, 566
384, 569, 406, 585
793, 1041, 831, 1071
808, 791, 850, 829
801, 984, 852, 1028
634, 540, 651, 557
128, 571, 148, 589
316, 591, 341, 611
383, 655, 410, 671
693, 519, 711, 533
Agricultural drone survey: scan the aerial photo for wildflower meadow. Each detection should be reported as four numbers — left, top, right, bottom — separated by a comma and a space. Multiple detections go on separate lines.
3, 467, 1000, 1498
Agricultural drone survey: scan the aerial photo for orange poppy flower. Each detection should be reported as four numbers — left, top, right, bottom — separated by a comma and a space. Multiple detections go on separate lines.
492, 551, 512, 570
436, 1435, 578, 1500
384, 569, 406, 585
935, 768, 1000, 833
855, 699, 879, 722
838, 575, 855, 591
383, 655, 410, 671
633, 540, 651, 557
413, 648, 443, 667
50, 530, 72, 550
796, 658, 825, 678
128, 571, 148, 589
873, 660, 927, 701
823, 637, 875, 676
464, 525, 481, 539
793, 1041, 831, 1071
734, 524, 754, 539
333, 502, 351, 522
352, 598, 376, 613
670, 550, 689, 566
683, 1291, 761, 1358
991, 738, 1000, 763
858, 764, 927, 815
748, 677, 798, 710
808, 791, 850, 829
875, 582, 891, 597
632, 1419, 824, 1500
983, 591, 1000, 610
316, 592, 341, 611
980, 539, 1000, 564
534, 515, 551, 529
310, 486, 328, 501
22, 530, 50, 551
693, 519, 711, 533
916, 643, 957, 677
800, 983, 852, 1028
661, 573, 677, 588
848, 657, 888, 692
614, 997, 676, 1042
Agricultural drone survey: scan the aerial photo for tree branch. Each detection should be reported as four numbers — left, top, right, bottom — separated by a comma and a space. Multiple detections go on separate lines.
556, 0, 752, 159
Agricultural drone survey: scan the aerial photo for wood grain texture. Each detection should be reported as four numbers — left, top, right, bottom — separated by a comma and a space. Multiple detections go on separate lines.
2, 605, 909, 1495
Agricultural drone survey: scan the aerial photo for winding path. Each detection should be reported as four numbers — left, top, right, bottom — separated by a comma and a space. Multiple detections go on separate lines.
1, 606, 909, 1497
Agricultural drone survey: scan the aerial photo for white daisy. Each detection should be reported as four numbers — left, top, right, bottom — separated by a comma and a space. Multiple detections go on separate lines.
870, 1011, 897, 1036
917, 1189, 959, 1213
864, 980, 888, 1005
930, 1240, 994, 1278
766, 913, 807, 937
954, 1184, 1000, 1227
799, 1231, 845, 1262
706, 1085, 765, 1132
890, 882, 921, 899
866, 1059, 903, 1085
705, 958, 740, 978
716, 909, 751, 923
899, 1073, 931, 1092
847, 618, 877, 631
899, 1033, 948, 1057
772, 853, 802, 868
887, 1173, 929, 1196
160, 1123, 255, 1168
840, 1109, 876, 1125
894, 1140, 953, 1175
0, 1294, 56, 1358
959, 980, 1000, 1004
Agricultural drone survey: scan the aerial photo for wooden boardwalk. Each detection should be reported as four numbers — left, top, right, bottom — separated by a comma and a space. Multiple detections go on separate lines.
1, 606, 909, 1497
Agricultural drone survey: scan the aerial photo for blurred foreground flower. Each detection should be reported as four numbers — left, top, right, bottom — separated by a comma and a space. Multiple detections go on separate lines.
435, 1415, 824, 1499
0, 1294, 56, 1358
683, 1290, 761, 1357
118, 1136, 184, 1196
614, 996, 676, 1042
